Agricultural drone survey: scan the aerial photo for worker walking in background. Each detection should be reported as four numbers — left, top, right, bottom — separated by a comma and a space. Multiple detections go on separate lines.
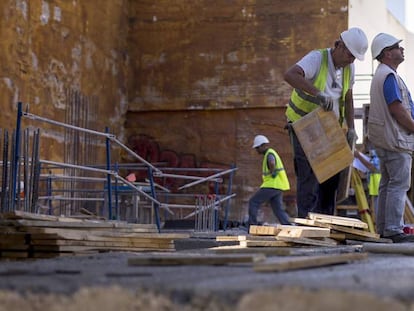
247, 135, 291, 228
368, 33, 414, 243
284, 27, 368, 217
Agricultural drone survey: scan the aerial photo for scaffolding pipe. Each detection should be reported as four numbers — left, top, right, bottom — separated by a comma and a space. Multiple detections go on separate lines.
109, 137, 160, 173
178, 167, 238, 190
38, 196, 105, 201
23, 111, 116, 139
40, 160, 116, 175
39, 159, 164, 207
22, 107, 160, 174
39, 174, 107, 182
153, 172, 222, 183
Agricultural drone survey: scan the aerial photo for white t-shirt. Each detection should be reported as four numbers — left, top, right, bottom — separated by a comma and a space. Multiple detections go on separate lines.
296, 48, 355, 118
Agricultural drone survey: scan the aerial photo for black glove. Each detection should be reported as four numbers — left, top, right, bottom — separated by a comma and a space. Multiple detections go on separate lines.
271, 171, 277, 178
316, 92, 334, 111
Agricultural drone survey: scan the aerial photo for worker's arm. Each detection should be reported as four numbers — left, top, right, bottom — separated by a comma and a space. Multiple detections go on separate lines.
284, 64, 320, 96
388, 101, 414, 133
267, 154, 277, 178
384, 73, 414, 132
354, 150, 378, 173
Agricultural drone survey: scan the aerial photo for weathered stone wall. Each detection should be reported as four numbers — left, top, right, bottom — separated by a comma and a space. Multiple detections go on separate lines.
0, 0, 129, 164
126, 0, 348, 222
0, 1, 348, 222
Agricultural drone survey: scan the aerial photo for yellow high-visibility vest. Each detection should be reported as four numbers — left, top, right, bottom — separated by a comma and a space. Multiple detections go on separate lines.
260, 148, 290, 191
285, 49, 350, 125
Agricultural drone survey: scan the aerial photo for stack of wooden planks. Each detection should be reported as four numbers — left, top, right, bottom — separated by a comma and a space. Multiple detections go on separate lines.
215, 213, 386, 252
0, 211, 189, 259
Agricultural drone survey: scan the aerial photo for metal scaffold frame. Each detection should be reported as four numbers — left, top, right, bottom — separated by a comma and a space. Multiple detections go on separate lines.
2, 102, 237, 232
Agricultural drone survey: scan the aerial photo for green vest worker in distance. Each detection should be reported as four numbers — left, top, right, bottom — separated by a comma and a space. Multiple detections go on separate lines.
247, 135, 291, 227
284, 27, 368, 217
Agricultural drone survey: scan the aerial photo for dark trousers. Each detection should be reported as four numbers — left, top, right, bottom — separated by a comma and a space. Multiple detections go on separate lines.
248, 188, 291, 225
289, 127, 339, 217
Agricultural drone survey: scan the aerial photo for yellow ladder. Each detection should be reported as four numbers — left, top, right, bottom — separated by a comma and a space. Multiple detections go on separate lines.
351, 168, 376, 233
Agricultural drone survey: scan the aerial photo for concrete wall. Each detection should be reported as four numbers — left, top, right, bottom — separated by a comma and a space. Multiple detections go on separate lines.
126, 0, 349, 222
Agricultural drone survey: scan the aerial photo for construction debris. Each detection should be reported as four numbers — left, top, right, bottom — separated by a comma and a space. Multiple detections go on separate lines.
0, 211, 189, 259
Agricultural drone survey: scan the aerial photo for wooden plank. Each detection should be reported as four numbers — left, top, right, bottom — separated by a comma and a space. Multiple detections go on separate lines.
210, 245, 294, 255
336, 140, 355, 203
343, 233, 391, 243
336, 166, 352, 203
0, 251, 29, 259
30, 239, 174, 248
249, 224, 329, 237
0, 245, 30, 250
0, 219, 158, 231
27, 229, 188, 240
216, 235, 278, 242
127, 253, 266, 266
1, 211, 84, 222
277, 227, 330, 238
253, 252, 368, 272
249, 225, 280, 235
327, 224, 379, 239
276, 236, 338, 247
308, 213, 368, 229
32, 244, 174, 252
291, 218, 318, 226
291, 108, 353, 183
216, 235, 248, 242
240, 240, 292, 247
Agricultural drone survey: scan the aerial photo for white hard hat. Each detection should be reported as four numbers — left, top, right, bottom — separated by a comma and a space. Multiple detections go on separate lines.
340, 27, 368, 61
252, 135, 269, 148
371, 33, 402, 60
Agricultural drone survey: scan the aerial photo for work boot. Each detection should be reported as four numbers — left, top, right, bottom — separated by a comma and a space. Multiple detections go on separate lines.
387, 233, 414, 243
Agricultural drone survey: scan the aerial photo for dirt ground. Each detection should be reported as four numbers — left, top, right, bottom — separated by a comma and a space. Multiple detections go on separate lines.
1, 243, 414, 311
0, 285, 411, 311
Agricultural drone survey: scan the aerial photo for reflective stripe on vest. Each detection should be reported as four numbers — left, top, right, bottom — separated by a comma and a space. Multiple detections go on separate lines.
260, 148, 290, 191
285, 49, 350, 124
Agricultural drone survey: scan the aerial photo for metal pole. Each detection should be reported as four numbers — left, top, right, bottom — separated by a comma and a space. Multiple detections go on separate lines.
147, 167, 161, 233
178, 167, 238, 190
11, 102, 23, 211
105, 127, 113, 220
223, 164, 236, 231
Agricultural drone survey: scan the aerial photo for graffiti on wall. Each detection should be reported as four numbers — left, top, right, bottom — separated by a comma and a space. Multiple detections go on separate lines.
126, 134, 231, 193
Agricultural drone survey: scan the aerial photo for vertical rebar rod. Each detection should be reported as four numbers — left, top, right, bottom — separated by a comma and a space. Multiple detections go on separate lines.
30, 130, 41, 213
10, 102, 23, 211
1, 130, 9, 212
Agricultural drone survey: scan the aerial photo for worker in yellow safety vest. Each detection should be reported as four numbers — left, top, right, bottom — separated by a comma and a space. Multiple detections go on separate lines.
284, 27, 368, 217
247, 135, 291, 228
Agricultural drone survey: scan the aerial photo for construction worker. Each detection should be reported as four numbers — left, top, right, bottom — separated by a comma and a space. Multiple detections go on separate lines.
284, 27, 368, 217
368, 33, 414, 243
247, 135, 291, 228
